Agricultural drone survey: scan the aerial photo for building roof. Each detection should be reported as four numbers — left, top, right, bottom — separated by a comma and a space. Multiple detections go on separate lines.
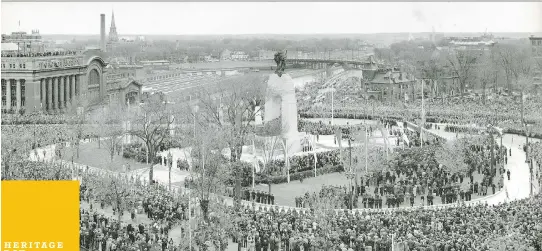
369, 70, 414, 84
1, 43, 19, 51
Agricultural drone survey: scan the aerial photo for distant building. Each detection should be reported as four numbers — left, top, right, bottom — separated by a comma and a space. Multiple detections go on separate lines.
1, 30, 45, 54
231, 51, 249, 61
363, 67, 416, 101
220, 49, 231, 61
109, 11, 119, 43
258, 50, 276, 60
105, 64, 143, 105
445, 34, 497, 51
140, 60, 171, 70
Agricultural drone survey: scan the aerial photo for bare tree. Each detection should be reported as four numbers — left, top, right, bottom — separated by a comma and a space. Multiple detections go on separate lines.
446, 49, 480, 97
188, 125, 231, 222
476, 52, 498, 104
1, 125, 34, 179
89, 172, 131, 222
253, 132, 282, 194
196, 73, 267, 162
93, 103, 126, 162
129, 98, 175, 184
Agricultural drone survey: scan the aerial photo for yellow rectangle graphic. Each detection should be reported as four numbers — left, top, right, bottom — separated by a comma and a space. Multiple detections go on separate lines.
1, 181, 80, 251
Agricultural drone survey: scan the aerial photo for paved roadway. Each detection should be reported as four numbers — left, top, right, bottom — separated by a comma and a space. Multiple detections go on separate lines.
427, 123, 533, 204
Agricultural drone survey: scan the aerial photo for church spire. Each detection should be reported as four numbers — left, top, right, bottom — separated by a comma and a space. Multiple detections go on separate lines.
109, 10, 119, 42
111, 10, 116, 29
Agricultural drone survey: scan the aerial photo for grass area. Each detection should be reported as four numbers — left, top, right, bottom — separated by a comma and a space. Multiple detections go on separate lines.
63, 138, 503, 210
61, 140, 151, 172
253, 169, 503, 208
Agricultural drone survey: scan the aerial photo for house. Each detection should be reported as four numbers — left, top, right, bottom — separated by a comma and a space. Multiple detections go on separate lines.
220, 49, 231, 61
258, 50, 276, 60
364, 67, 417, 101
231, 51, 249, 61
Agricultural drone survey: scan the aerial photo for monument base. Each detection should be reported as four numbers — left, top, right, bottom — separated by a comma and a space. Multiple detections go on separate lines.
281, 132, 303, 156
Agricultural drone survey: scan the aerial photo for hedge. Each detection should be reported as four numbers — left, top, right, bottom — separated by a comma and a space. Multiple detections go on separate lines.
122, 142, 161, 164
254, 164, 345, 185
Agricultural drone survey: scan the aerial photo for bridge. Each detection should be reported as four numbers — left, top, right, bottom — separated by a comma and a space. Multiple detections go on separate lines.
286, 57, 378, 70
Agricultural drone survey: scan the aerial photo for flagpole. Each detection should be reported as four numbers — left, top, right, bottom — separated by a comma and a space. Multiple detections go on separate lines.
252, 139, 256, 189
365, 126, 368, 173
331, 80, 334, 126
188, 176, 192, 251
392, 234, 396, 251
421, 79, 424, 148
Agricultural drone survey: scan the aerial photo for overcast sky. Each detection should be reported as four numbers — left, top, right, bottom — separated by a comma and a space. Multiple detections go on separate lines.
1, 2, 541, 35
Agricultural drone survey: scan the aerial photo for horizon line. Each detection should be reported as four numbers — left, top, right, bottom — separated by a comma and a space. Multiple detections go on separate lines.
27, 31, 542, 36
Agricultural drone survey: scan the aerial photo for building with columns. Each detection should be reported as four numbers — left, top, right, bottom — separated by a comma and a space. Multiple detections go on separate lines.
1, 49, 109, 114
1, 48, 143, 114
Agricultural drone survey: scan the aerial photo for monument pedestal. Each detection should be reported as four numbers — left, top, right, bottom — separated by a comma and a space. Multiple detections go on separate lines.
265, 74, 301, 156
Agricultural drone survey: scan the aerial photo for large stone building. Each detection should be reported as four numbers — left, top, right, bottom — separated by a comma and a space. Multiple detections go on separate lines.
1, 14, 142, 114
1, 49, 108, 114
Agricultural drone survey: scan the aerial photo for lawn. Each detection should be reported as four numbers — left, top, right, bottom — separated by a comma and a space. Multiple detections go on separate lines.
62, 138, 503, 210
60, 140, 152, 172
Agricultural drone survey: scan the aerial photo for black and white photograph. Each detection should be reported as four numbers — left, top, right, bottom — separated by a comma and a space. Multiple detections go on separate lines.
1, 1, 542, 251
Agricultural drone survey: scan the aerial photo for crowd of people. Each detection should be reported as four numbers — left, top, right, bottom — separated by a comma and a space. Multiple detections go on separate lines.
3, 94, 542, 251
79, 170, 186, 251
292, 135, 507, 212
1, 50, 79, 58
302, 97, 542, 135
230, 194, 542, 251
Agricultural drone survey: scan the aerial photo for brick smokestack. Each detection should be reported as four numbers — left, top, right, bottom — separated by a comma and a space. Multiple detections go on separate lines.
100, 14, 106, 51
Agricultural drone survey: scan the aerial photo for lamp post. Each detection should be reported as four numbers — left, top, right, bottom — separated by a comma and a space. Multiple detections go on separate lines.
345, 170, 355, 210
331, 79, 334, 126
487, 124, 495, 171
526, 125, 532, 162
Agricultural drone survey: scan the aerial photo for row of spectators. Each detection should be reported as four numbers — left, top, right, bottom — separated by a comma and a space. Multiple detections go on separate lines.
1, 50, 79, 58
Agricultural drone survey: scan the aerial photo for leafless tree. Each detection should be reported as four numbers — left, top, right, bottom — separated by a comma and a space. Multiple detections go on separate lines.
89, 172, 131, 222
446, 49, 480, 98
93, 103, 126, 162
188, 125, 231, 222
1, 125, 33, 179
196, 73, 268, 162
128, 98, 175, 184
476, 52, 498, 104
253, 132, 282, 193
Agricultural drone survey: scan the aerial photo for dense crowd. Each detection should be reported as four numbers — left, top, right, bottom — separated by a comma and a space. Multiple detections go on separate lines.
302, 97, 542, 135
292, 136, 507, 211
230, 195, 542, 251
1, 50, 79, 58
3, 95, 542, 251
79, 170, 186, 251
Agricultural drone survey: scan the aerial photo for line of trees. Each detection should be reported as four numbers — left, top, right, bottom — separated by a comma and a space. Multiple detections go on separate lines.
374, 40, 538, 101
